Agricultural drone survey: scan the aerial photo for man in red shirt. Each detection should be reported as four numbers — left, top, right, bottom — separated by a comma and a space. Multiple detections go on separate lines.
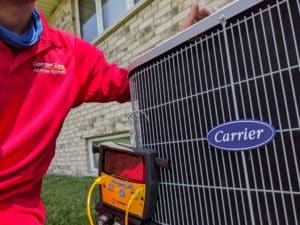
0, 0, 213, 224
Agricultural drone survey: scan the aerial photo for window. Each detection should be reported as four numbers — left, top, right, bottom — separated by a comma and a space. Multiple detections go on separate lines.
77, 0, 142, 41
102, 0, 127, 29
78, 0, 98, 42
88, 133, 131, 174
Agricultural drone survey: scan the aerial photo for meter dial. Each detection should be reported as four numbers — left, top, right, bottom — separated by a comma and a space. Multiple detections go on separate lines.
104, 150, 145, 183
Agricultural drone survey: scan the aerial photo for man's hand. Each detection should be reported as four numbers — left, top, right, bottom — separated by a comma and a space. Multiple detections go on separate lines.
180, 5, 216, 31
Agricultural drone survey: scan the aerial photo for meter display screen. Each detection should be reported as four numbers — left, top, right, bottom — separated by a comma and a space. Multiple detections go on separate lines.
104, 151, 145, 183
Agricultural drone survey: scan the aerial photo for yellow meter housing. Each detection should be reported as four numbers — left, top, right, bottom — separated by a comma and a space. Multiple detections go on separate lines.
93, 142, 168, 224
101, 174, 146, 218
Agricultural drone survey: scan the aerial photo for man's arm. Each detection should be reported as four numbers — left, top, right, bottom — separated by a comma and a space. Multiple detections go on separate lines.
73, 37, 130, 106
72, 5, 214, 106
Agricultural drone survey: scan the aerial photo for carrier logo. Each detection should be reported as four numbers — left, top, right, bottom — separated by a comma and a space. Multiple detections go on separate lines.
207, 120, 276, 151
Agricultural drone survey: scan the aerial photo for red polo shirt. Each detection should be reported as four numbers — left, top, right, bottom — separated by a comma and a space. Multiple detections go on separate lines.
0, 14, 130, 224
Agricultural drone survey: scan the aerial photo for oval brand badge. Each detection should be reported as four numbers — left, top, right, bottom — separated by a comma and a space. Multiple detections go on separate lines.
207, 120, 276, 151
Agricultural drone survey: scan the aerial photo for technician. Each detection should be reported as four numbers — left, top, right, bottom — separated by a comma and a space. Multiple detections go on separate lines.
0, 1, 213, 224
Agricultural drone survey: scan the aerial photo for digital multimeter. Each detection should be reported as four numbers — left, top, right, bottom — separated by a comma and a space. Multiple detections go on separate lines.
93, 142, 169, 225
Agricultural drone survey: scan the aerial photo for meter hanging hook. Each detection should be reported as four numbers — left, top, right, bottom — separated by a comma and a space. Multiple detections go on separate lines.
128, 110, 149, 148
127, 110, 150, 122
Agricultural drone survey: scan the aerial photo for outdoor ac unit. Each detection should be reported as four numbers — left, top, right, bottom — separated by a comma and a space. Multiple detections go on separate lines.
129, 0, 300, 224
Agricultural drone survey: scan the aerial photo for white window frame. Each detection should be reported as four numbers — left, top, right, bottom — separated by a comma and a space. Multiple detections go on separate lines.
88, 133, 131, 175
76, 0, 139, 40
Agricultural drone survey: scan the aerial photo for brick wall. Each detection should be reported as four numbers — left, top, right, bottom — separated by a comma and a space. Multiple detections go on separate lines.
97, 0, 232, 67
48, 0, 74, 34
47, 0, 232, 176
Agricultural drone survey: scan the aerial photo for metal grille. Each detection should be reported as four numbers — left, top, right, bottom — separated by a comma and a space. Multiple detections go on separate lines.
129, 0, 300, 224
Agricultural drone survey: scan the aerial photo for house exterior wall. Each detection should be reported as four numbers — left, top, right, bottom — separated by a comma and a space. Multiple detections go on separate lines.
45, 0, 232, 176
48, 0, 74, 33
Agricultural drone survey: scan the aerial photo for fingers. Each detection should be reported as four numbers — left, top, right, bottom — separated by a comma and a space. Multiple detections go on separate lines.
180, 5, 216, 31
197, 7, 215, 20
180, 4, 200, 31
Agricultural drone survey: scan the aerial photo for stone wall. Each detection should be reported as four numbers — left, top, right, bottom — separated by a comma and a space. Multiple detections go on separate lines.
47, 0, 232, 176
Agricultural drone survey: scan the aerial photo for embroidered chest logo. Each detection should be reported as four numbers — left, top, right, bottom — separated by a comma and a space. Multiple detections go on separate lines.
33, 61, 66, 74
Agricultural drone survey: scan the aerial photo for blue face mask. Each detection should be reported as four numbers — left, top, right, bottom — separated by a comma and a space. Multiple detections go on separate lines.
0, 8, 43, 48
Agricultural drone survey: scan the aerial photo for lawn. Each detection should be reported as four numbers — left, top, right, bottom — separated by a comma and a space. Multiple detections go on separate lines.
42, 175, 99, 225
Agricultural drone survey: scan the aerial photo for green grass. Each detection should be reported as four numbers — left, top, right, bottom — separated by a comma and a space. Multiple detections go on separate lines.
42, 175, 99, 225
